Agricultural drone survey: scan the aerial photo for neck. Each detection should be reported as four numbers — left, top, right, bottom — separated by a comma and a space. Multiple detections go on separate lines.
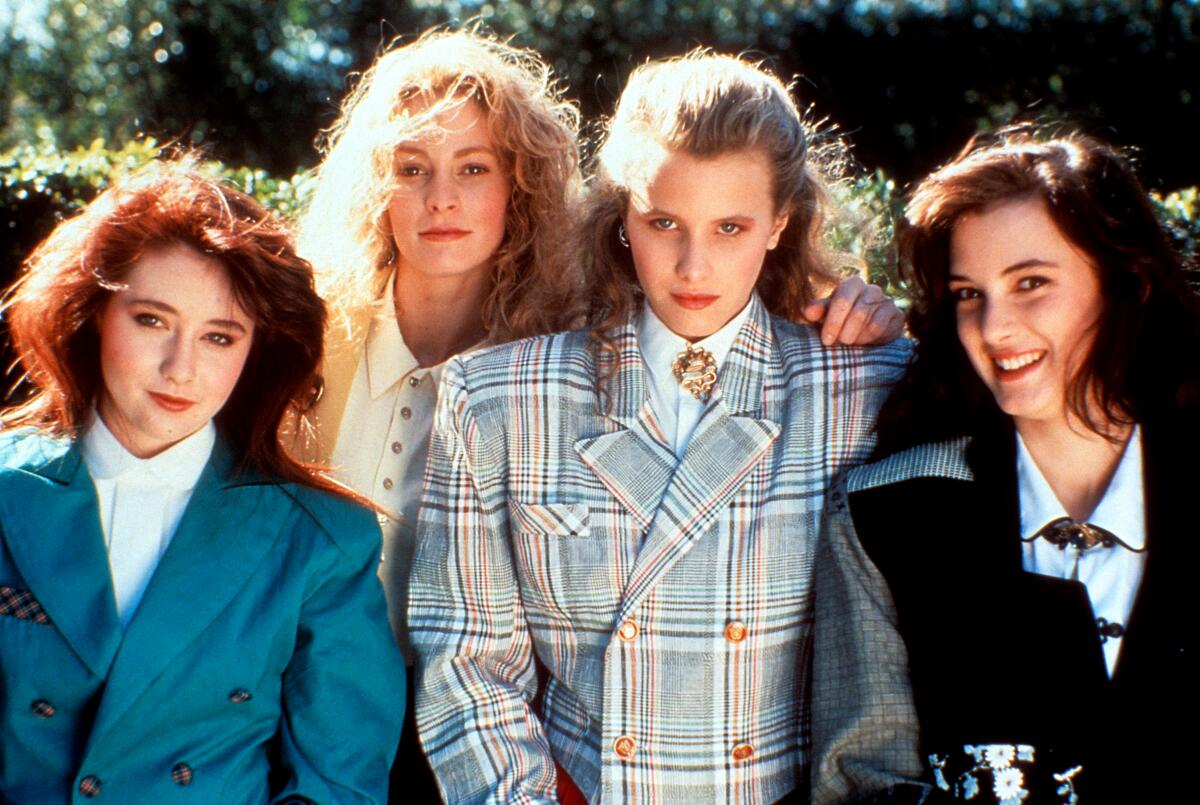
392, 263, 491, 368
1017, 414, 1133, 522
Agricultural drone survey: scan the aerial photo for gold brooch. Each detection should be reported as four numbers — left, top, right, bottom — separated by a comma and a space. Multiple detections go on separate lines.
672, 343, 718, 402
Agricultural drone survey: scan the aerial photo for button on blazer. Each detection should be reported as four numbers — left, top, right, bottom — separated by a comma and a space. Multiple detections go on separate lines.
0, 429, 405, 804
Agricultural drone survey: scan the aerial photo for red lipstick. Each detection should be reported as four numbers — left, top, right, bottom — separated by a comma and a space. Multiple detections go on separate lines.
671, 293, 719, 310
148, 391, 195, 412
419, 227, 470, 242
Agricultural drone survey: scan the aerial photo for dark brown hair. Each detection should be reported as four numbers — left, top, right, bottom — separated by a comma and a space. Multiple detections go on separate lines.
877, 126, 1200, 455
3, 157, 348, 494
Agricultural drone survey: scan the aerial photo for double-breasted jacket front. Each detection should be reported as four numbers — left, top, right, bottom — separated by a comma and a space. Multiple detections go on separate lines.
410, 296, 910, 804
0, 430, 405, 804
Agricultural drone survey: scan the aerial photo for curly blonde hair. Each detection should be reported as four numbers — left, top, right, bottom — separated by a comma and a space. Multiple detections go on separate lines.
581, 50, 850, 339
297, 28, 585, 342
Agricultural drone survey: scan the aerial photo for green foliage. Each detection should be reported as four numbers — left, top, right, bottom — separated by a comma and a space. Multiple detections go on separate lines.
0, 138, 313, 281
5, 141, 1197, 302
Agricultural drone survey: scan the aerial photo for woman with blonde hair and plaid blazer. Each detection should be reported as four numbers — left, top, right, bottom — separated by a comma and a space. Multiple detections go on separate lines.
409, 51, 911, 804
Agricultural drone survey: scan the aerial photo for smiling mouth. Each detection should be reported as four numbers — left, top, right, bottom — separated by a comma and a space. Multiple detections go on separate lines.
148, 391, 195, 412
420, 228, 470, 241
992, 350, 1046, 375
672, 293, 719, 310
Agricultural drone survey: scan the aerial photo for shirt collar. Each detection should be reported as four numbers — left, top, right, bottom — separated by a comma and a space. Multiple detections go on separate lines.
82, 413, 216, 491
1017, 425, 1146, 550
365, 270, 421, 400
636, 298, 753, 387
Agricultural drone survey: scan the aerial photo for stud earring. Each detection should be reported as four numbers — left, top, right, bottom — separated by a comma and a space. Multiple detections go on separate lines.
617, 223, 630, 248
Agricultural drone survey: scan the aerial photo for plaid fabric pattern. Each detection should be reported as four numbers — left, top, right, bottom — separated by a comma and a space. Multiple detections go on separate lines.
0, 585, 51, 625
846, 437, 974, 493
171, 762, 194, 786
812, 474, 929, 804
411, 296, 910, 804
810, 441, 976, 804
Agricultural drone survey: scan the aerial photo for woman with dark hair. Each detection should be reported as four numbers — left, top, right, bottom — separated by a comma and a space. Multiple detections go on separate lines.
0, 159, 404, 803
812, 129, 1199, 804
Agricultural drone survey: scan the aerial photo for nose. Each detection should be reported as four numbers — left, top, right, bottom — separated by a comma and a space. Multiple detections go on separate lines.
161, 335, 196, 385
979, 297, 1016, 346
675, 234, 711, 283
425, 170, 459, 213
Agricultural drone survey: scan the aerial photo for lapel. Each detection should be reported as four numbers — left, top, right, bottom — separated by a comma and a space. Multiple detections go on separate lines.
85, 438, 293, 747
573, 319, 677, 529
309, 306, 374, 462
0, 438, 122, 677
1112, 409, 1194, 687
578, 296, 781, 627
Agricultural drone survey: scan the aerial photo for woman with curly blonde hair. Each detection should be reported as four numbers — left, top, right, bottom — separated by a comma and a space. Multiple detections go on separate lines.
294, 28, 585, 799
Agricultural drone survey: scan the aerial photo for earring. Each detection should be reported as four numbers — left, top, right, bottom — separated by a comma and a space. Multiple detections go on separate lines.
617, 223, 630, 248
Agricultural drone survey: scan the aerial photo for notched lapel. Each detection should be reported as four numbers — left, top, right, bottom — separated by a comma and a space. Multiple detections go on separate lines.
0, 444, 121, 677
87, 444, 290, 746
575, 401, 676, 529
617, 391, 780, 627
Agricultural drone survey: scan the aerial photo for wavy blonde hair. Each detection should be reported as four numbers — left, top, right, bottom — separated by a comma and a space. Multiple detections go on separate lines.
581, 51, 851, 340
297, 28, 584, 342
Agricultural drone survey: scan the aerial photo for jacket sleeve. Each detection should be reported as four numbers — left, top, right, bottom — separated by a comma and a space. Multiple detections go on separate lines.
812, 477, 930, 805
409, 357, 557, 805
272, 500, 406, 805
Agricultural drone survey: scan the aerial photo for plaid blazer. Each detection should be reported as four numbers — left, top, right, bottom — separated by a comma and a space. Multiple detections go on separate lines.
410, 295, 910, 804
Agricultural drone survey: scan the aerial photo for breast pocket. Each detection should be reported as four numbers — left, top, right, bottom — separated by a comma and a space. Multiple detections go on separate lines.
508, 501, 626, 634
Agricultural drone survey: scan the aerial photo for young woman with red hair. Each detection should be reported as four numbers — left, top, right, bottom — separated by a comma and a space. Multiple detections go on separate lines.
0, 158, 404, 803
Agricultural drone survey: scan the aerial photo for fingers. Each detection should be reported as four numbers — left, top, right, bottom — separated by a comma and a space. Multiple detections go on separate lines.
816, 276, 903, 346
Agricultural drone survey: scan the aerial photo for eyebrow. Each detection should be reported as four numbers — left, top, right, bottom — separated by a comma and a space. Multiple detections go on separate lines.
129, 298, 249, 334
638, 206, 756, 223
948, 258, 1059, 281
395, 145, 498, 159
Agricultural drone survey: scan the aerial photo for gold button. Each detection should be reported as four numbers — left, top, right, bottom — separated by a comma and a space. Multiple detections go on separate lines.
400, 407, 412, 420
613, 735, 636, 759
731, 742, 754, 761
382, 478, 394, 490
617, 620, 639, 641
724, 620, 747, 643
391, 441, 402, 454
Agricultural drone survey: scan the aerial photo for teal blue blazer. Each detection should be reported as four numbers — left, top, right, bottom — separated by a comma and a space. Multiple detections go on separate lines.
0, 430, 405, 803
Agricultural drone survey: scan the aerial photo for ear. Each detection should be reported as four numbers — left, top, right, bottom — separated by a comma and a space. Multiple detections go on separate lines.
766, 211, 790, 251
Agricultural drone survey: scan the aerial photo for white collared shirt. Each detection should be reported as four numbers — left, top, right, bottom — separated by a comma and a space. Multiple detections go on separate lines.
329, 271, 450, 663
636, 300, 751, 458
82, 415, 215, 629
1017, 427, 1147, 677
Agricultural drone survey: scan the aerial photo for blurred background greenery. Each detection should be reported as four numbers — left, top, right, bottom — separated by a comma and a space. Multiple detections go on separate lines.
2, 0, 1197, 294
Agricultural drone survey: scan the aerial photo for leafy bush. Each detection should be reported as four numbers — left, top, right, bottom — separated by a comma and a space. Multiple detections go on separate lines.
0, 138, 313, 284
3, 141, 1197, 301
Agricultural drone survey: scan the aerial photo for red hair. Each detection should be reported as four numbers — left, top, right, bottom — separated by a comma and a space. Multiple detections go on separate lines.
3, 157, 347, 495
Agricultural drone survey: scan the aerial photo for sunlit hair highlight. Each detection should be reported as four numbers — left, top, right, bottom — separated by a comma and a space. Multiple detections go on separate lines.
876, 126, 1200, 455
2, 157, 347, 495
298, 28, 585, 343
581, 50, 849, 346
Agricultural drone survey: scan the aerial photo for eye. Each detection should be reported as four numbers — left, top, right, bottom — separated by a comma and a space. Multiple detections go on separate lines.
717, 222, 743, 236
396, 164, 427, 179
1016, 275, 1048, 291
950, 286, 981, 302
133, 313, 163, 327
650, 218, 677, 231
461, 163, 490, 176
203, 332, 236, 347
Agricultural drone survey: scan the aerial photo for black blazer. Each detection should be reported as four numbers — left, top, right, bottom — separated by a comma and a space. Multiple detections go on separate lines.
841, 411, 1194, 803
